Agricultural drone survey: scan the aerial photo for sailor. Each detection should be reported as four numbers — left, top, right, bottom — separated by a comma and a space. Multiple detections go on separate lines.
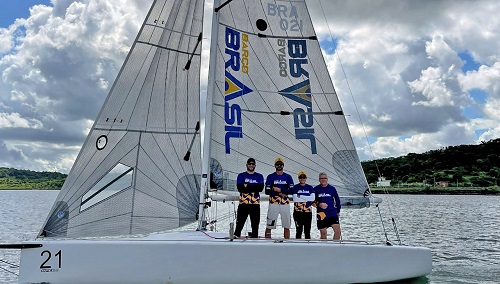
314, 172, 342, 240
264, 157, 294, 239
234, 158, 265, 238
292, 171, 315, 239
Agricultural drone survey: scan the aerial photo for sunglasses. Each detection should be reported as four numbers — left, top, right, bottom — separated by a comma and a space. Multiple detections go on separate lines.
275, 163, 284, 166
299, 176, 307, 179
247, 163, 255, 165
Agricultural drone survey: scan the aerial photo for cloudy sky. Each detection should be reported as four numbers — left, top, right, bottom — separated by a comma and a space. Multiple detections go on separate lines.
1, 0, 499, 173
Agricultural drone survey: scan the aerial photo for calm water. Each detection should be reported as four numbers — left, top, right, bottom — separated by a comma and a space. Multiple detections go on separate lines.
0, 190, 499, 283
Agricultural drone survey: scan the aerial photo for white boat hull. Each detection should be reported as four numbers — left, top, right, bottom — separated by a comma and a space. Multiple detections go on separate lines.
19, 231, 431, 284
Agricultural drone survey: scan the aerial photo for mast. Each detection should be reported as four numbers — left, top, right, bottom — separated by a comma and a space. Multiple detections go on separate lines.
198, 0, 222, 230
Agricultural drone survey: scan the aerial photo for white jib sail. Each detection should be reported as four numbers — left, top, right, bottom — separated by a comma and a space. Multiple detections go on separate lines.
40, 0, 205, 239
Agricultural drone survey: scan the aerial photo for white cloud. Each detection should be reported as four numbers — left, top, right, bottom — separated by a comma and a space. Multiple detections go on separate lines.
408, 66, 455, 107
0, 0, 499, 173
359, 123, 476, 159
459, 62, 500, 98
313, 0, 500, 160
0, 112, 43, 128
0, 27, 13, 53
0, 0, 149, 172
0, 140, 27, 164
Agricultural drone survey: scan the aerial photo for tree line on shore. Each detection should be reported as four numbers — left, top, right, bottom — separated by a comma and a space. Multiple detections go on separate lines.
1, 138, 499, 190
361, 138, 500, 188
0, 167, 66, 190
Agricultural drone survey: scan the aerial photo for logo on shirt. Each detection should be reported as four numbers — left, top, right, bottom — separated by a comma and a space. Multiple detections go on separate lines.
318, 193, 331, 198
245, 178, 258, 183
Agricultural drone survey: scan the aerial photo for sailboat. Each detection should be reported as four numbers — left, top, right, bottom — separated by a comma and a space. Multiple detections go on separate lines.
12, 0, 431, 283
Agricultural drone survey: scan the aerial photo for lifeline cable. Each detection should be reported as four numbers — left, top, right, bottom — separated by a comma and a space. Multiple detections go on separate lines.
0, 263, 18, 276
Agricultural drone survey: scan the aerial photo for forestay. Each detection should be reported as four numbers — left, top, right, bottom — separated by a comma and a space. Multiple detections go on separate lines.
206, 0, 371, 207
40, 0, 204, 239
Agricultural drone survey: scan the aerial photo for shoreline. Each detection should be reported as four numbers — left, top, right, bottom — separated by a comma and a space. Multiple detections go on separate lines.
370, 188, 500, 195
0, 188, 60, 190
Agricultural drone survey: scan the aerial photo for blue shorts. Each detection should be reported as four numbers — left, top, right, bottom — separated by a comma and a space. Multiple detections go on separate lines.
317, 216, 339, 229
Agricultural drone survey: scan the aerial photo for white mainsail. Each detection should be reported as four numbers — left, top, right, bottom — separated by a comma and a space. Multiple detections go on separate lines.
40, 0, 205, 238
206, 0, 371, 207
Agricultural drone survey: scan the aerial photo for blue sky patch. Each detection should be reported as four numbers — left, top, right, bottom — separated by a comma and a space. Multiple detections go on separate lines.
463, 105, 483, 119
366, 137, 377, 144
0, 0, 52, 27
469, 88, 488, 104
458, 52, 481, 73
475, 129, 487, 138
462, 89, 487, 119
319, 38, 338, 55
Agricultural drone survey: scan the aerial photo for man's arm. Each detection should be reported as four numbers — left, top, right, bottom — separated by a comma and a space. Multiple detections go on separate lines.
300, 193, 315, 202
265, 175, 272, 195
281, 174, 294, 195
333, 188, 341, 213
237, 183, 254, 193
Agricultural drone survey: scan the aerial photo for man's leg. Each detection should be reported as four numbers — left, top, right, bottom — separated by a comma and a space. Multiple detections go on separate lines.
293, 211, 303, 239
249, 205, 260, 238
281, 204, 291, 239
233, 205, 249, 237
284, 228, 290, 239
304, 212, 312, 239
319, 228, 327, 239
266, 204, 279, 238
332, 224, 341, 240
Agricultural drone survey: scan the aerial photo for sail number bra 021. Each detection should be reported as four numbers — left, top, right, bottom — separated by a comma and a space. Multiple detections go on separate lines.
268, 3, 303, 32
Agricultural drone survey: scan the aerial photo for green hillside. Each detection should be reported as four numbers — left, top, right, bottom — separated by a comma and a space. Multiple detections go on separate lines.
362, 138, 500, 188
0, 167, 66, 190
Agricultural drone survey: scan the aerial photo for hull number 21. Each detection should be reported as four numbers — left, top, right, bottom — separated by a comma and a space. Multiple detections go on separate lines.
40, 250, 62, 272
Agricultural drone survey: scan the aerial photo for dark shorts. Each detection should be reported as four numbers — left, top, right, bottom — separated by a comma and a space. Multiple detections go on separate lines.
317, 216, 339, 229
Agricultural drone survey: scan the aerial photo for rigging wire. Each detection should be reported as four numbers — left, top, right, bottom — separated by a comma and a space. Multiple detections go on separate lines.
0, 259, 19, 268
317, 0, 401, 244
0, 259, 19, 276
0, 265, 18, 276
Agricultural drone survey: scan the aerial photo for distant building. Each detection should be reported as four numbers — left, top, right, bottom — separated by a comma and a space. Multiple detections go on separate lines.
376, 177, 391, 187
434, 181, 449, 187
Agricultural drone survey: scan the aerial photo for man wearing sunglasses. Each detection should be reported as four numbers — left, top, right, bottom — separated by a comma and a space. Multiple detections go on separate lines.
234, 158, 264, 238
264, 157, 294, 239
